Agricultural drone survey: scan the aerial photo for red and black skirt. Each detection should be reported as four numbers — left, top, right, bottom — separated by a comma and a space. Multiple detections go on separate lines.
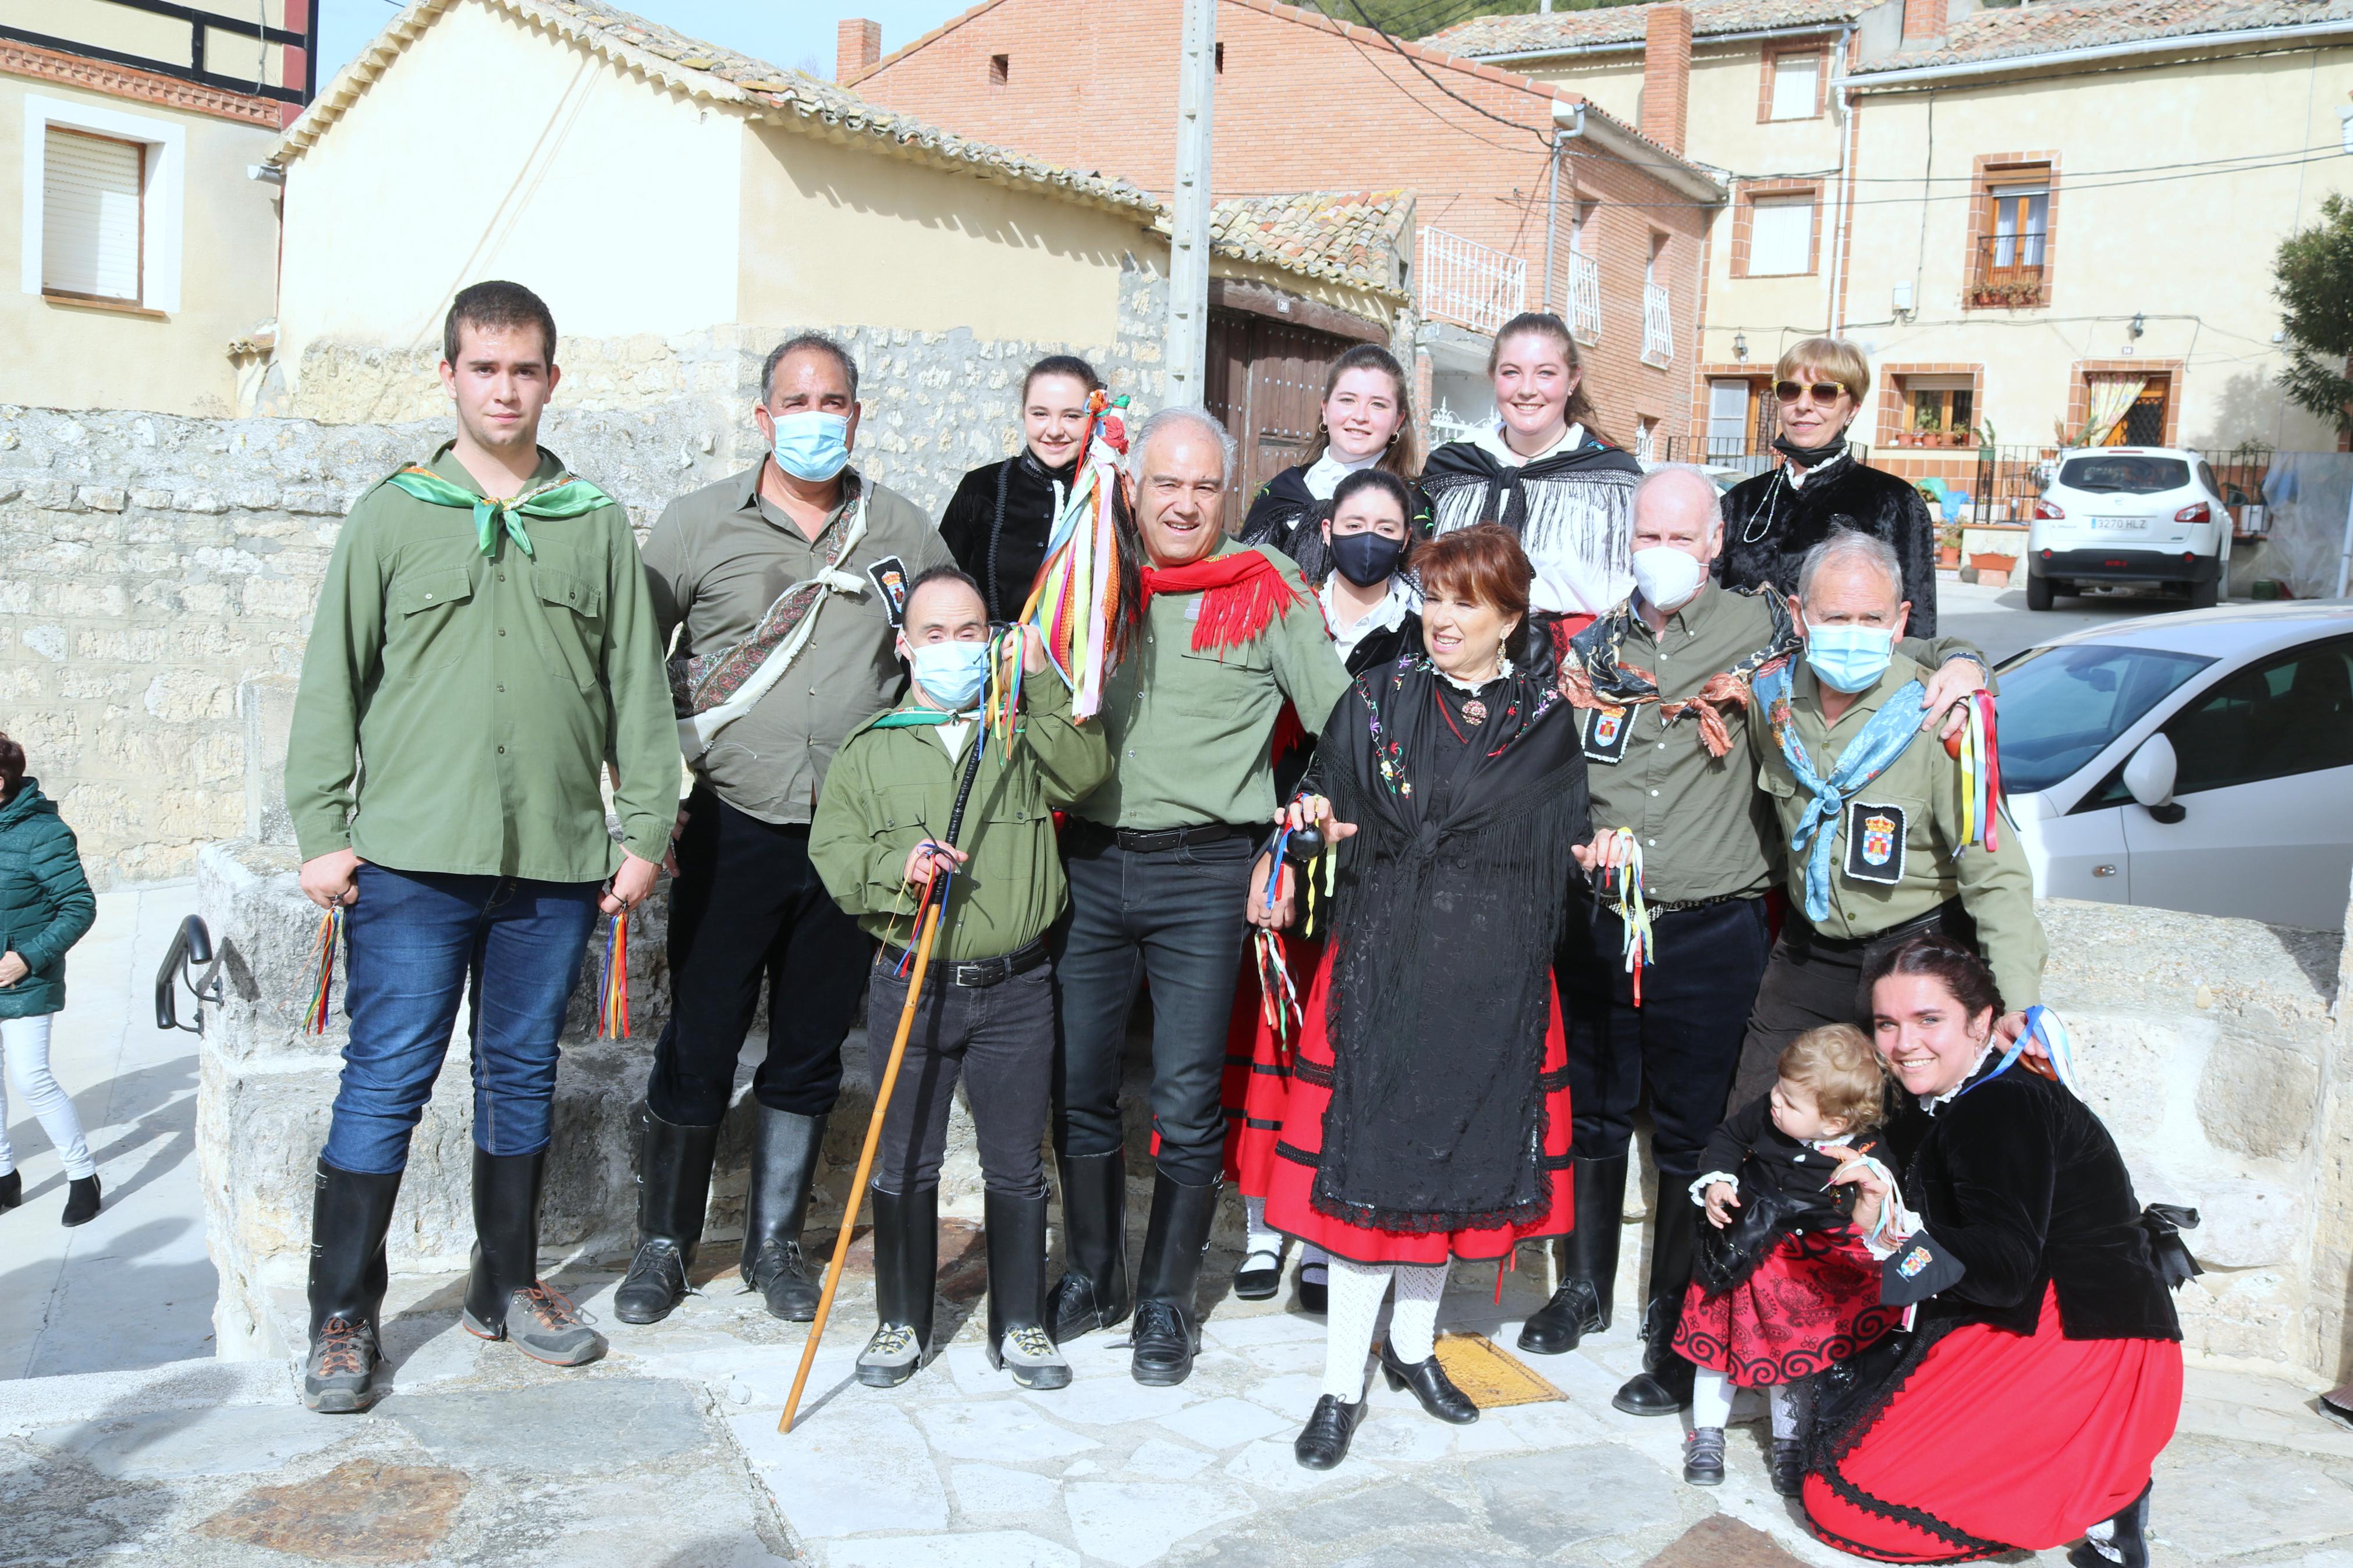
1264, 950, 1573, 1268
1673, 1226, 1901, 1387
1218, 939, 1322, 1200
1803, 1285, 2183, 1563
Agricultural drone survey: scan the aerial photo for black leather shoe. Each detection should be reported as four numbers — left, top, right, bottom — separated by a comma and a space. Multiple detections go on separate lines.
1770, 1437, 1807, 1497
1378, 1341, 1478, 1424
1518, 1152, 1627, 1354
1683, 1426, 1726, 1486
302, 1158, 402, 1414
1233, 1247, 1282, 1301
741, 1107, 827, 1321
1296, 1260, 1327, 1315
1613, 1350, 1696, 1414
0, 1168, 19, 1210
1293, 1394, 1365, 1470
1127, 1171, 1219, 1386
1614, 1186, 1698, 1415
2069, 1481, 2151, 1568
614, 1106, 722, 1326
1048, 1150, 1131, 1342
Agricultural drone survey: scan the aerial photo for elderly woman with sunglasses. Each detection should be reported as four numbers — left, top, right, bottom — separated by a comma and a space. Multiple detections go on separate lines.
1717, 338, 1941, 637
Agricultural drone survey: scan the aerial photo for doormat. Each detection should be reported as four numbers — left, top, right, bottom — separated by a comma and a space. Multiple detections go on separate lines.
1431, 1331, 1564, 1408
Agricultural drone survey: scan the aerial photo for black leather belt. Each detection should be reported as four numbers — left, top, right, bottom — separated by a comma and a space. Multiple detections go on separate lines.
1075, 820, 1251, 855
879, 935, 1050, 989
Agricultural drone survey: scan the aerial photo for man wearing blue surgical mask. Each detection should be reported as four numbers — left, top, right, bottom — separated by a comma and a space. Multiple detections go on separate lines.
1544, 470, 1992, 1424
1742, 527, 2045, 1136
627, 334, 954, 1331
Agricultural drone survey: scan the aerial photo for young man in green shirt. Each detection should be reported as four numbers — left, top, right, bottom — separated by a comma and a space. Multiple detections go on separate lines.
284, 282, 678, 1413
810, 566, 1108, 1391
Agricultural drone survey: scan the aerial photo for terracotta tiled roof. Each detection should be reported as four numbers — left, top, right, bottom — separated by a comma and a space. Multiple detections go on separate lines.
1428, 0, 1872, 55
1170, 191, 1414, 296
1857, 0, 2353, 70
275, 0, 1155, 218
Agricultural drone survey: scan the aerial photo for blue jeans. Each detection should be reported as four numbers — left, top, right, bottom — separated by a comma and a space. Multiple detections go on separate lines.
321, 864, 601, 1175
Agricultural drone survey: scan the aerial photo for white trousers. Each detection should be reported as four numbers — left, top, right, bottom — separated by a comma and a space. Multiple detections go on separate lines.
0, 1014, 94, 1181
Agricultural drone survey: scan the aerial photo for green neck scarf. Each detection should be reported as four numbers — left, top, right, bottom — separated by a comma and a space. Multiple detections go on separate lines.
385, 463, 613, 557
871, 707, 974, 730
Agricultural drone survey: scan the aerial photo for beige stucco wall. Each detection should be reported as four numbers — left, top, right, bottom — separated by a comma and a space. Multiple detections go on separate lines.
1521, 52, 1642, 126
734, 118, 1138, 347
1843, 44, 2353, 452
0, 73, 281, 417
274, 0, 744, 389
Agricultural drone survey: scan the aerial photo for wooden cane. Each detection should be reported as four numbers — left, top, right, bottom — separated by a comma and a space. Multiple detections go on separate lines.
779, 664, 996, 1435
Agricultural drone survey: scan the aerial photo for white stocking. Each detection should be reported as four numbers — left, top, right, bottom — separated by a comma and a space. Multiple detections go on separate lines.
1242, 1196, 1283, 1261
1385, 1261, 1447, 1363
1691, 1368, 1734, 1431
1320, 1257, 1392, 1402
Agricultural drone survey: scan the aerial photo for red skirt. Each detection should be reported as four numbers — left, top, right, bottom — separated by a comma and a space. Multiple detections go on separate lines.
1673, 1227, 1901, 1386
1218, 939, 1321, 1200
1804, 1286, 2183, 1563
1264, 950, 1573, 1267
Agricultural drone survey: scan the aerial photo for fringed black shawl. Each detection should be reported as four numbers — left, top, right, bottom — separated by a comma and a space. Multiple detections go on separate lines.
1236, 466, 1336, 586
1306, 657, 1590, 1233
1420, 435, 1641, 614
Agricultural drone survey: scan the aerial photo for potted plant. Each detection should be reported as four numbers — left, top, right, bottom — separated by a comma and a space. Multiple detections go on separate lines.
1937, 524, 1963, 568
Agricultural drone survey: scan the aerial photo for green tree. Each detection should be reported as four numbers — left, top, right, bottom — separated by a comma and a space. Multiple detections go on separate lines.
2276, 193, 2353, 434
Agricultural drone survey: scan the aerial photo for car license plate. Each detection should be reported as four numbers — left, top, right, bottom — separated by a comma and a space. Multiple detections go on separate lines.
2091, 517, 2146, 531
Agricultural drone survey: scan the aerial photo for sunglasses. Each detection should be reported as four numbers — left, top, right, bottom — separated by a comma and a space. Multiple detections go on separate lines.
1775, 381, 1848, 403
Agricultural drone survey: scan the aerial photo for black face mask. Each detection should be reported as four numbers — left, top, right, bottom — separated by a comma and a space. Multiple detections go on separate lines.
1329, 530, 1406, 588
1772, 430, 1851, 470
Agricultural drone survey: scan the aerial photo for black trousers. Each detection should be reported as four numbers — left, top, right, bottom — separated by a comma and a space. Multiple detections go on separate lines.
645, 786, 875, 1126
1733, 900, 1977, 1108
867, 954, 1055, 1199
1555, 892, 1772, 1187
1052, 827, 1255, 1185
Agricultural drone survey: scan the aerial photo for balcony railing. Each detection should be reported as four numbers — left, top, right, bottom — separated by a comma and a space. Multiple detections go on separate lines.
1642, 283, 1673, 365
1419, 226, 1526, 336
1567, 253, 1600, 344
1969, 233, 2047, 306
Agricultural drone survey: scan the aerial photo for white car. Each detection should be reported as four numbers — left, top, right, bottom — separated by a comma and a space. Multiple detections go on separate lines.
2025, 447, 2235, 613
1998, 602, 2353, 931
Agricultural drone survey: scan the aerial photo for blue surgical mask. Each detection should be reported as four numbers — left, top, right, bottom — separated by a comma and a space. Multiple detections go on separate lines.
906, 639, 988, 711
1805, 624, 1897, 693
769, 410, 851, 483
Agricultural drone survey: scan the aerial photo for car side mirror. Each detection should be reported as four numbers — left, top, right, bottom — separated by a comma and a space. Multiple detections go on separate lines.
2122, 734, 2186, 824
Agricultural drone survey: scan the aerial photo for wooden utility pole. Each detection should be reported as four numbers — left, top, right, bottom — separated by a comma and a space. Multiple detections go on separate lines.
1164, 0, 1217, 408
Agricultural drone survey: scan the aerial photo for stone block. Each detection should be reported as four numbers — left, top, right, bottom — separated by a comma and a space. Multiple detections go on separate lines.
2197, 1033, 2323, 1158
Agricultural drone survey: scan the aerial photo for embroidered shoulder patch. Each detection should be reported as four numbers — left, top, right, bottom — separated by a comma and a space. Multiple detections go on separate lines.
865, 555, 910, 626
1582, 704, 1635, 765
1842, 799, 1907, 886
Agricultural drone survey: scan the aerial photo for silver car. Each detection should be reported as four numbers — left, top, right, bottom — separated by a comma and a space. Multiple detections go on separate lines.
1997, 602, 2353, 931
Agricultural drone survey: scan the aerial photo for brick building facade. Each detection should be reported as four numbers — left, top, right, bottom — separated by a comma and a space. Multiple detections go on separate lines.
846, 0, 1723, 449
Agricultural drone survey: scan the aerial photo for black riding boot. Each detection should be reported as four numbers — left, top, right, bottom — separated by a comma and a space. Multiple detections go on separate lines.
2069, 1482, 2152, 1568
613, 1105, 722, 1325
741, 1106, 827, 1321
1519, 1153, 1627, 1354
857, 1185, 937, 1388
462, 1147, 605, 1366
1128, 1171, 1220, 1387
1047, 1149, 1131, 1343
1613, 1183, 1697, 1414
302, 1158, 403, 1414
985, 1189, 1072, 1389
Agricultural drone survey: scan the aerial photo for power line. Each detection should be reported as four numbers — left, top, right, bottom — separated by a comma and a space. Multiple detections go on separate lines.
1342, 0, 1559, 150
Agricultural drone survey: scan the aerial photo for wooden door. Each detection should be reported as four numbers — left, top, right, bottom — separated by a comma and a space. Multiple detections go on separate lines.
1205, 309, 1358, 520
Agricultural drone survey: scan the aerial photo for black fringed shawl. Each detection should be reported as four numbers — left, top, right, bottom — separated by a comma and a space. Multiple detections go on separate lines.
1716, 451, 1941, 637
1419, 436, 1641, 612
1235, 466, 1337, 586
1305, 657, 1590, 1234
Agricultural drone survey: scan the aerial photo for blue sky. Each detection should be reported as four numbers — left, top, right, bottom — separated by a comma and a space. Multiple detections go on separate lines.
315, 0, 975, 84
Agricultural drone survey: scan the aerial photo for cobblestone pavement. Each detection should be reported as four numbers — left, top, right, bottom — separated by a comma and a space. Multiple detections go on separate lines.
3, 1224, 2338, 1567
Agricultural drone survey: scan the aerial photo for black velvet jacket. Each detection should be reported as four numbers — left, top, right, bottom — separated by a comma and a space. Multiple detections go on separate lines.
1702, 1090, 1888, 1203
938, 451, 1080, 624
1884, 1059, 2180, 1342
1717, 451, 1940, 638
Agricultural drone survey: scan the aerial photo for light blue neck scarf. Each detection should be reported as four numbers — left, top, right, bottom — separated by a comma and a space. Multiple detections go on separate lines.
1754, 664, 1926, 922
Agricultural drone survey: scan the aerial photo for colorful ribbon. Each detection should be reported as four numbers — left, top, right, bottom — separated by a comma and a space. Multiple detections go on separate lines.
1600, 827, 1653, 1007
594, 911, 630, 1040
1021, 392, 1130, 720
1252, 929, 1304, 1059
984, 625, 1024, 759
301, 905, 345, 1035
1953, 690, 2003, 854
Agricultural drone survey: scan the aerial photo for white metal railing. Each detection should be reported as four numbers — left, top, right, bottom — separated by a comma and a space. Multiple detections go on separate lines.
1419, 226, 1526, 337
1428, 397, 1488, 446
1567, 253, 1600, 344
1642, 282, 1673, 365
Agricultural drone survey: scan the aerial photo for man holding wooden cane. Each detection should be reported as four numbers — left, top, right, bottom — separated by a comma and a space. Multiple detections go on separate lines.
811, 567, 1108, 1391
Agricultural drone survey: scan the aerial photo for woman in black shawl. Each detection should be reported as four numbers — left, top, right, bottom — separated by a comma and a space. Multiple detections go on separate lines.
1419, 312, 1641, 635
1717, 337, 1939, 637
1234, 344, 1427, 585
938, 355, 1102, 623
1261, 524, 1589, 1470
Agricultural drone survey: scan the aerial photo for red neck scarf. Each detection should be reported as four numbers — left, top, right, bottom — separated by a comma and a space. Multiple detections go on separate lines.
1140, 548, 1301, 654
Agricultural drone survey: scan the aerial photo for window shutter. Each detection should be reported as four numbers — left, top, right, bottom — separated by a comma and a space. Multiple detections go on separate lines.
1748, 196, 1813, 276
1769, 56, 1819, 120
43, 127, 143, 303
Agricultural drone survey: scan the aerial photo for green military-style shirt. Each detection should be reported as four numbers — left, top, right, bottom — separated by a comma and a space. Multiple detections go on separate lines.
285, 443, 679, 880
810, 673, 1109, 961
1580, 583, 1988, 906
1751, 648, 2047, 1010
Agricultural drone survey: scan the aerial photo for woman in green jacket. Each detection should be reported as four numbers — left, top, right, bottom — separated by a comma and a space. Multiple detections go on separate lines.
0, 734, 100, 1225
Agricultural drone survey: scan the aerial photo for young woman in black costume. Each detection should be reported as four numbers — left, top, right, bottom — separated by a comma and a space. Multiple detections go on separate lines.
1234, 344, 1425, 585
938, 355, 1103, 623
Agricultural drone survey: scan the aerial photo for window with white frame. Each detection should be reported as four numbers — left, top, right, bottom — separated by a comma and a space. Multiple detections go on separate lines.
20, 95, 184, 314
1634, 417, 1659, 462
1768, 52, 1820, 120
1748, 195, 1813, 276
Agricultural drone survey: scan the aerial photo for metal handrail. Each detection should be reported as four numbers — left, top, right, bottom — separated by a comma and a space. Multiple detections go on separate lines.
155, 915, 223, 1034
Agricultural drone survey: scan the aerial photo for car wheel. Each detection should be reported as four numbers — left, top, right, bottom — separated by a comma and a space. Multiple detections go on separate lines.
2189, 577, 2219, 610
2025, 572, 2053, 611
